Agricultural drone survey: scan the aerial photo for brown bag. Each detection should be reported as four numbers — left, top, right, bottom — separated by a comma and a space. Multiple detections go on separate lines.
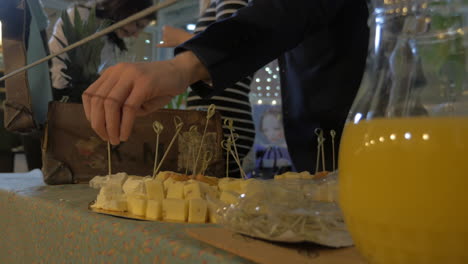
42, 102, 225, 185
2, 0, 37, 133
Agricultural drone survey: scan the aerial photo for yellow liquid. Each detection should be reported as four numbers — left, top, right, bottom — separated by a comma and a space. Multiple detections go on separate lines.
339, 117, 468, 264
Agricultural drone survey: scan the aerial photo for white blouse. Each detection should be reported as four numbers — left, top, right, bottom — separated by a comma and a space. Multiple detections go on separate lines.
48, 4, 121, 89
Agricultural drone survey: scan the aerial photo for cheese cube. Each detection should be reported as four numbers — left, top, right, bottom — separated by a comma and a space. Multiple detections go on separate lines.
89, 176, 108, 189
188, 199, 208, 223
208, 206, 218, 223
196, 181, 218, 199
93, 185, 127, 212
144, 179, 165, 201
122, 176, 146, 196
99, 184, 124, 198
209, 186, 219, 199
282, 172, 302, 179
218, 178, 242, 193
127, 195, 147, 216
166, 181, 185, 199
239, 179, 256, 193
108, 172, 129, 186
90, 172, 129, 189
274, 174, 285, 180
244, 180, 264, 196
162, 199, 188, 222
105, 200, 127, 212
163, 177, 177, 191
146, 200, 163, 220
93, 197, 127, 212
299, 171, 314, 179
219, 191, 239, 205
155, 171, 172, 182
183, 182, 203, 200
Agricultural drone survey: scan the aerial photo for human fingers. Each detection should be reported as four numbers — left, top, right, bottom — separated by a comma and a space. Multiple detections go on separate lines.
118, 82, 153, 142
86, 65, 121, 141
93, 64, 146, 142
104, 96, 122, 145
83, 70, 112, 121
137, 96, 174, 116
90, 95, 107, 141
104, 78, 133, 145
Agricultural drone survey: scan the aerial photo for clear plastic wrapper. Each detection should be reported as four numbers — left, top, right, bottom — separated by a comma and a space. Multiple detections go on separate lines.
216, 171, 353, 247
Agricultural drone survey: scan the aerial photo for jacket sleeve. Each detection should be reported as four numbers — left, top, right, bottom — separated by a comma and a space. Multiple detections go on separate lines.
189, 0, 249, 98
175, 0, 347, 94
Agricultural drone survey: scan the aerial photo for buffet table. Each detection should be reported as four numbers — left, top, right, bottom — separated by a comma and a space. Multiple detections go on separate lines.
0, 170, 251, 263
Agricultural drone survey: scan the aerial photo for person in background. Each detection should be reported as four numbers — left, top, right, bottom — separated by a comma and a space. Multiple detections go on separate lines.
248, 107, 293, 179
157, 0, 255, 178
82, 0, 369, 174
49, 0, 155, 102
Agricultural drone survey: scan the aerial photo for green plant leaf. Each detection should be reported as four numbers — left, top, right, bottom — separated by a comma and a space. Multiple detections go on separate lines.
58, 6, 106, 103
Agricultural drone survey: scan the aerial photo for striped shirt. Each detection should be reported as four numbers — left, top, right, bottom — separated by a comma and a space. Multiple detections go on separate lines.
186, 0, 254, 178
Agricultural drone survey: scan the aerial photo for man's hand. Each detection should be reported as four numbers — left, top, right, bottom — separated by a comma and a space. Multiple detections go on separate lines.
157, 25, 194, 48
82, 52, 210, 145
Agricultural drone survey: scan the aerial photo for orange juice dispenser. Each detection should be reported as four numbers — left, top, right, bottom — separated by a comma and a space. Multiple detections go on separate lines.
339, 0, 468, 263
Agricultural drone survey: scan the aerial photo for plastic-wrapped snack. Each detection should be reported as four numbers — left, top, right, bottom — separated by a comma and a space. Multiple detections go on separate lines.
217, 171, 353, 247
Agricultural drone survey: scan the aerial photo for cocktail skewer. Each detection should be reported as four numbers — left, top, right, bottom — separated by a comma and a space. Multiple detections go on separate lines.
107, 141, 112, 176
221, 139, 232, 178
224, 118, 245, 178
154, 116, 184, 175
193, 104, 216, 175
152, 121, 164, 178
201, 151, 213, 176
330, 130, 336, 171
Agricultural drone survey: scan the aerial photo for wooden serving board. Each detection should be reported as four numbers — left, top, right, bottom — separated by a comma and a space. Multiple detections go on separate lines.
186, 227, 366, 264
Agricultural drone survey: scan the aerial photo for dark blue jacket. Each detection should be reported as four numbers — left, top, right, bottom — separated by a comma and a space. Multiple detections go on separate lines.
177, 0, 370, 173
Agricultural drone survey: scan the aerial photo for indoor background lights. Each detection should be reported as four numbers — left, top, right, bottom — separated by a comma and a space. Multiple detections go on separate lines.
251, 60, 281, 105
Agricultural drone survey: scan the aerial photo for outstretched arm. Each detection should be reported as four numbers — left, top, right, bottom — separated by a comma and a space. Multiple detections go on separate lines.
83, 0, 350, 145
176, 0, 347, 91
156, 25, 194, 48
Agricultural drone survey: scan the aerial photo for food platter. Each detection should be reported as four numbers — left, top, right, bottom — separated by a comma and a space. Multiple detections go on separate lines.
88, 200, 191, 223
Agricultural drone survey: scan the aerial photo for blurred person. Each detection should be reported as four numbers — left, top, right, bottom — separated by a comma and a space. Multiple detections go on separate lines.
157, 0, 254, 178
49, 0, 155, 102
82, 0, 369, 173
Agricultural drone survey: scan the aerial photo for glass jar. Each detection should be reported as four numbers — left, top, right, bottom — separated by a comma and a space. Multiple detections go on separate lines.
339, 0, 468, 263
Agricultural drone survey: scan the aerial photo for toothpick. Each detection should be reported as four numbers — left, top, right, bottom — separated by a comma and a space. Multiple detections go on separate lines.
152, 121, 164, 178
189, 126, 199, 175
320, 134, 326, 172
224, 118, 243, 177
225, 132, 246, 179
229, 149, 246, 179
154, 116, 184, 175
221, 139, 232, 178
201, 151, 213, 176
182, 133, 190, 176
330, 130, 336, 171
314, 128, 324, 174
193, 104, 216, 175
107, 141, 112, 176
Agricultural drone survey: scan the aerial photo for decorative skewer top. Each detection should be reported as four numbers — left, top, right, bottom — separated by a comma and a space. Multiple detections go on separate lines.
207, 104, 216, 119
153, 121, 164, 134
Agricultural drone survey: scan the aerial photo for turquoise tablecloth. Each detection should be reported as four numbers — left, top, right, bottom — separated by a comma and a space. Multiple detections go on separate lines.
0, 170, 251, 263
